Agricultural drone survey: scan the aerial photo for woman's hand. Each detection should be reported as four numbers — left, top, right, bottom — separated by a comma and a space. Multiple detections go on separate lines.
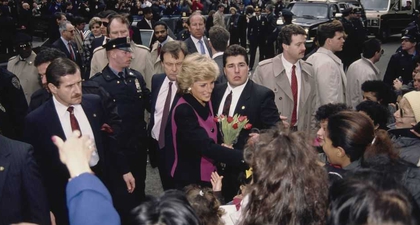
221, 143, 233, 149
393, 78, 403, 91
211, 171, 223, 192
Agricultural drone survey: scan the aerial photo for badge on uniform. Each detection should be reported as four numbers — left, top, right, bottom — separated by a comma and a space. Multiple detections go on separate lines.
11, 77, 21, 90
262, 21, 265, 25
0, 103, 6, 113
135, 78, 142, 93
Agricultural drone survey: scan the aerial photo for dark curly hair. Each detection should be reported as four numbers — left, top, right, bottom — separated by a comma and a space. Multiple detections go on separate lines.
361, 80, 397, 106
315, 103, 350, 121
356, 100, 389, 130
240, 127, 328, 225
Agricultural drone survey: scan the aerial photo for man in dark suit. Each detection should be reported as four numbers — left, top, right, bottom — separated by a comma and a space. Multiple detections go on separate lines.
265, 4, 278, 59
137, 7, 155, 30
212, 44, 280, 201
0, 135, 50, 225
52, 21, 85, 79
184, 12, 212, 57
149, 41, 187, 190
24, 58, 132, 225
208, 25, 230, 84
248, 6, 267, 70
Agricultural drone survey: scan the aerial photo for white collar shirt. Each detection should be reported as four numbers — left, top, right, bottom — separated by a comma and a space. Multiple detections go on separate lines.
191, 35, 210, 57
218, 79, 249, 117
281, 54, 301, 123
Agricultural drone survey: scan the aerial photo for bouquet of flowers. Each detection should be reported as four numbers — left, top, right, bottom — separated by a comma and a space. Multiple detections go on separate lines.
214, 114, 253, 146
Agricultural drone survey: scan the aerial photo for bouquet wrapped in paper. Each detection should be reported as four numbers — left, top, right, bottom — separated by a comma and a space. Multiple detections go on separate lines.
214, 114, 253, 146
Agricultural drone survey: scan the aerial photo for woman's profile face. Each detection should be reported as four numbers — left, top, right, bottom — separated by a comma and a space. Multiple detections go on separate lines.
190, 78, 215, 105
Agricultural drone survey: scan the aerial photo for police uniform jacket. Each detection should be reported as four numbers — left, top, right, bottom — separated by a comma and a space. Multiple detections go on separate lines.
248, 15, 267, 42
91, 66, 151, 154
383, 50, 417, 86
89, 42, 154, 89
7, 51, 41, 103
150, 36, 174, 75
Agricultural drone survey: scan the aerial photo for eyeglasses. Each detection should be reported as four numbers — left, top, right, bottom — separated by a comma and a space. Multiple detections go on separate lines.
101, 21, 109, 27
396, 102, 416, 118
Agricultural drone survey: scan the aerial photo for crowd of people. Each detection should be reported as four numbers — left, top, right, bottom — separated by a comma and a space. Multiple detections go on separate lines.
1, 0, 420, 224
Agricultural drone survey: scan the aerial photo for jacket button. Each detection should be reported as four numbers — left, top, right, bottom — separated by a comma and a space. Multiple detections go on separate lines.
113, 99, 116, 102
139, 96, 142, 98
279, 97, 282, 100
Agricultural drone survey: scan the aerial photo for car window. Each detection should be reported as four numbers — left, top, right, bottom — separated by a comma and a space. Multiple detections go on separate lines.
290, 3, 329, 19
360, 0, 389, 11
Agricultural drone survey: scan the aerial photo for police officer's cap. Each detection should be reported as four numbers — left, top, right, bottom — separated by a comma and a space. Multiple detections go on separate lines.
103, 37, 133, 52
14, 32, 32, 45
341, 8, 354, 17
402, 27, 417, 42
282, 9, 293, 17
218, 3, 226, 8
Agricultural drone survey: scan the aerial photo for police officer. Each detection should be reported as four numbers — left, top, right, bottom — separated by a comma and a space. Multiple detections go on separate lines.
265, 4, 278, 59
0, 68, 28, 140
383, 27, 418, 86
7, 32, 41, 104
90, 14, 154, 89
90, 37, 151, 223
338, 8, 359, 70
275, 9, 293, 54
248, 6, 267, 70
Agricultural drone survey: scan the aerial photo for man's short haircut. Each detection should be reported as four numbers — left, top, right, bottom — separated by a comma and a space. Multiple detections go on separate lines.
72, 16, 85, 26
356, 100, 389, 130
279, 24, 306, 45
361, 80, 396, 105
209, 26, 230, 52
187, 11, 205, 26
223, 44, 248, 67
108, 14, 130, 33
34, 47, 67, 67
315, 103, 350, 121
46, 57, 80, 86
96, 10, 117, 19
317, 20, 344, 47
59, 21, 72, 34
362, 38, 381, 58
154, 20, 168, 30
54, 12, 65, 21
266, 4, 273, 12
160, 41, 188, 62
143, 6, 152, 14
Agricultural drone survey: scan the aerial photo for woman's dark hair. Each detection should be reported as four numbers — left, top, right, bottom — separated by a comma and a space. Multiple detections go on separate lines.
46, 57, 79, 86
356, 100, 390, 130
328, 170, 420, 225
361, 80, 397, 105
315, 103, 350, 121
184, 185, 224, 225
327, 111, 393, 163
241, 127, 328, 225
131, 190, 200, 225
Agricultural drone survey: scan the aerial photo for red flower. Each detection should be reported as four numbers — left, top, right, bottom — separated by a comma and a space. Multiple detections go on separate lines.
213, 117, 219, 123
227, 116, 234, 123
244, 123, 252, 130
232, 123, 238, 129
238, 115, 247, 122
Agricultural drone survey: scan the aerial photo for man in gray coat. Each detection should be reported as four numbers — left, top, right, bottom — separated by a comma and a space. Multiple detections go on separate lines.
306, 20, 348, 106
346, 38, 382, 108
252, 24, 317, 133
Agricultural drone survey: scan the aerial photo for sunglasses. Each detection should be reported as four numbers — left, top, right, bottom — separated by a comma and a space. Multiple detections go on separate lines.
100, 21, 109, 27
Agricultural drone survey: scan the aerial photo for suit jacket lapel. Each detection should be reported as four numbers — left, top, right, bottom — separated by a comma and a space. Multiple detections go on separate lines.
273, 56, 293, 101
212, 84, 228, 114
0, 138, 10, 202
234, 80, 252, 115
46, 99, 66, 140
81, 98, 105, 162
299, 61, 311, 109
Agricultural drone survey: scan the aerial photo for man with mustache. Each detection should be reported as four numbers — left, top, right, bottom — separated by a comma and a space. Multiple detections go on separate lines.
90, 36, 151, 224
24, 57, 121, 225
150, 21, 174, 75
253, 24, 317, 133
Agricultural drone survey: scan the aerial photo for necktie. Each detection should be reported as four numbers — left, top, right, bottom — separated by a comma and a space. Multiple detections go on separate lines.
118, 71, 126, 79
67, 106, 81, 135
222, 91, 232, 116
198, 39, 206, 55
158, 82, 173, 149
68, 42, 75, 60
80, 32, 84, 41
291, 65, 298, 126
157, 44, 161, 56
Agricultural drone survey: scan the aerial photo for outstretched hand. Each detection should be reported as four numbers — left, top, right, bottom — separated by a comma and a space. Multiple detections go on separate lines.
211, 171, 223, 192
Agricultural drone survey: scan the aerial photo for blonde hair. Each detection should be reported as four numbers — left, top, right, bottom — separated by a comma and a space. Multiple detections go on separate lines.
177, 53, 218, 94
89, 17, 102, 30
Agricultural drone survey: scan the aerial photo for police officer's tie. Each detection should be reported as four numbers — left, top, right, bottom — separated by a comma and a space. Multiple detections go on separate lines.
158, 81, 172, 149
67, 106, 81, 135
198, 39, 206, 55
68, 42, 75, 61
222, 91, 232, 116
291, 65, 298, 126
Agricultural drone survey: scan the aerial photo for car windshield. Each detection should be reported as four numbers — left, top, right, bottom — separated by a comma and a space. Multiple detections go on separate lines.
360, 0, 389, 11
290, 3, 328, 19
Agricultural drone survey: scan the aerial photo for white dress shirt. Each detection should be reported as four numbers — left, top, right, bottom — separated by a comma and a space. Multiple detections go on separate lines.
152, 77, 178, 140
190, 35, 211, 57
53, 96, 99, 166
218, 79, 249, 117
281, 54, 301, 123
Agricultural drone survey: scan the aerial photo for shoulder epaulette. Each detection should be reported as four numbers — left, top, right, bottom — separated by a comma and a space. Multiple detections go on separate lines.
8, 55, 18, 61
133, 43, 150, 51
93, 46, 105, 54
